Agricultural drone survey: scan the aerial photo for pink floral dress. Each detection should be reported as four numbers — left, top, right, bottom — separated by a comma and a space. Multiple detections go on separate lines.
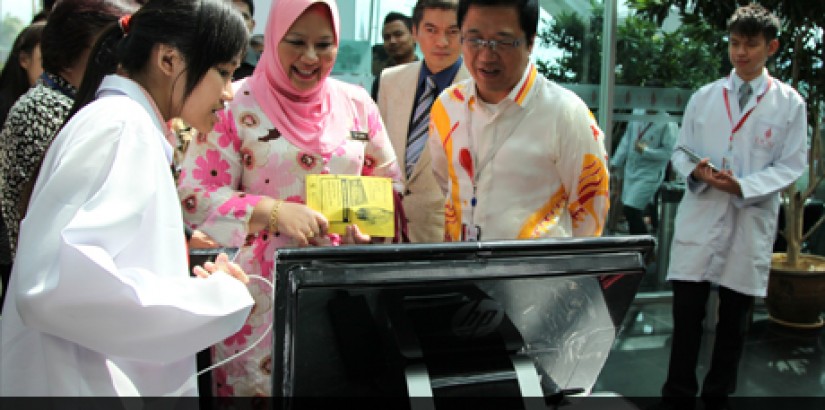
177, 79, 401, 397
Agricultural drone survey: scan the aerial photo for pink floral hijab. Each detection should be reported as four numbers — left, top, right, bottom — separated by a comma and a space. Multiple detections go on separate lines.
248, 0, 350, 156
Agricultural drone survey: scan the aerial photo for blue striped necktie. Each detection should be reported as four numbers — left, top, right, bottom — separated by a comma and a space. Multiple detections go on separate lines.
405, 76, 437, 178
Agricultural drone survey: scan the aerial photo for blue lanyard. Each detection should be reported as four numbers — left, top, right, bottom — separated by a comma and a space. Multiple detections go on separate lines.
39, 73, 75, 99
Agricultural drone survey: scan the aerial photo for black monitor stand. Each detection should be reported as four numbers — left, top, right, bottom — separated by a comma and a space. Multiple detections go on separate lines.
382, 287, 543, 408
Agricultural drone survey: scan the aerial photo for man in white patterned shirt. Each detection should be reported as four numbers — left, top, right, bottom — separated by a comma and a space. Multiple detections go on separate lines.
428, 0, 609, 241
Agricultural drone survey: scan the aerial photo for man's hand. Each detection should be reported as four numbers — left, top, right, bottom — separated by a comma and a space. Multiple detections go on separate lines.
692, 160, 742, 197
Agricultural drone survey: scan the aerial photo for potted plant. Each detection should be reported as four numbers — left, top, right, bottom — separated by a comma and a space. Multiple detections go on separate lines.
771, 123, 825, 329
631, 0, 825, 328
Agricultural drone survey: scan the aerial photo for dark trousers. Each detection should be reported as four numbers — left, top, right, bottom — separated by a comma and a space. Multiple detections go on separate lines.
623, 204, 649, 235
662, 281, 754, 399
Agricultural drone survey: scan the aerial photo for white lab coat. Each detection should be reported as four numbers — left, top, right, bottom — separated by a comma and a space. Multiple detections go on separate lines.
610, 112, 679, 210
0, 75, 254, 396
667, 70, 807, 296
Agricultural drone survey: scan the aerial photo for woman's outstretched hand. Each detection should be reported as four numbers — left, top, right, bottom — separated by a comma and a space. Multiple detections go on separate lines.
193, 252, 249, 284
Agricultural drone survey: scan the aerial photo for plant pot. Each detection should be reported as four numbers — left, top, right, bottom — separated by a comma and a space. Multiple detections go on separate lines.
766, 253, 825, 329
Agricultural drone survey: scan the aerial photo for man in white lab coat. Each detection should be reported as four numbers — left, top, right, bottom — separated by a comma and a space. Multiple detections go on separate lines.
661, 4, 807, 408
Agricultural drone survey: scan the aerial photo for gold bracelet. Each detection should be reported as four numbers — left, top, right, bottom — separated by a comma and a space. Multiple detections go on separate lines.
268, 200, 283, 234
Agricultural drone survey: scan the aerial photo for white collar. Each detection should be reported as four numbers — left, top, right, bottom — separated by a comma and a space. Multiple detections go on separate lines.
96, 75, 175, 164
727, 68, 769, 96
469, 63, 537, 110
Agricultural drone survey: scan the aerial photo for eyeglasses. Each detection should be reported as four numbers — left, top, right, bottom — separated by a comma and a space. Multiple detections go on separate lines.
461, 37, 522, 52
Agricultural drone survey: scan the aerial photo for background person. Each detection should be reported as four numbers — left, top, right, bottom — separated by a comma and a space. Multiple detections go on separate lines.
0, 22, 45, 307
371, 11, 417, 100
251, 33, 264, 54
0, 0, 139, 259
0, 22, 45, 126
231, 0, 259, 80
31, 0, 55, 23
610, 108, 678, 234
377, 0, 468, 243
0, 0, 254, 396
661, 4, 807, 409
176, 0, 402, 397
428, 0, 609, 241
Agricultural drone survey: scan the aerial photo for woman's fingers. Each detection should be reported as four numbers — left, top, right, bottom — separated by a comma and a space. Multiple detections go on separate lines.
342, 224, 370, 244
275, 203, 330, 246
215, 252, 249, 283
193, 265, 210, 278
214, 252, 229, 265
316, 215, 330, 237
194, 252, 249, 284
224, 261, 249, 284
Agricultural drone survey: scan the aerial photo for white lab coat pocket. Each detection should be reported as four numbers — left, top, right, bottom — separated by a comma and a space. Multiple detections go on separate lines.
731, 203, 775, 286
752, 120, 783, 152
666, 242, 710, 281
749, 120, 784, 171
748, 201, 778, 239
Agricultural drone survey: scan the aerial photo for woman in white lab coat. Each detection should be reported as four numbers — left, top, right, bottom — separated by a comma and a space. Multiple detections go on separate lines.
0, 0, 255, 396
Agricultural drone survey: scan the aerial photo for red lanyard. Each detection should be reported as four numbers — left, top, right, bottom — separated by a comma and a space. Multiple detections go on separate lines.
723, 78, 772, 143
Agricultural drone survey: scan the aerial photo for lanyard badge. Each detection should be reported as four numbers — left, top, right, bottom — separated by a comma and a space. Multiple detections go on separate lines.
721, 148, 735, 172
461, 223, 482, 241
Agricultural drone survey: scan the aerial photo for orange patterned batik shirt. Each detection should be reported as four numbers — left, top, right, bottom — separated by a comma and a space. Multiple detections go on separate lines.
428, 64, 610, 241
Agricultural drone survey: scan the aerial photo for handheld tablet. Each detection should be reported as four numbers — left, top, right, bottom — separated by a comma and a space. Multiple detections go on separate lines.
676, 146, 718, 172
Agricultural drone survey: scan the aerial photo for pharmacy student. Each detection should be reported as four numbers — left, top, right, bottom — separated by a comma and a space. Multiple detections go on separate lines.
663, 4, 807, 406
0, 0, 255, 396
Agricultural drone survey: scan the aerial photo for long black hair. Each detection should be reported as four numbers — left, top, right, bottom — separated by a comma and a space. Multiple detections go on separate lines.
40, 0, 139, 77
69, 0, 249, 119
0, 22, 45, 126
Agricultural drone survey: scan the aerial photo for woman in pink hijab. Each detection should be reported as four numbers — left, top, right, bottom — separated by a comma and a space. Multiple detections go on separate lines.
177, 0, 401, 397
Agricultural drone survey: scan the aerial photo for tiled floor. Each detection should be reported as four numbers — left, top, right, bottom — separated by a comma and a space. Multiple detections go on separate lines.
594, 298, 825, 398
